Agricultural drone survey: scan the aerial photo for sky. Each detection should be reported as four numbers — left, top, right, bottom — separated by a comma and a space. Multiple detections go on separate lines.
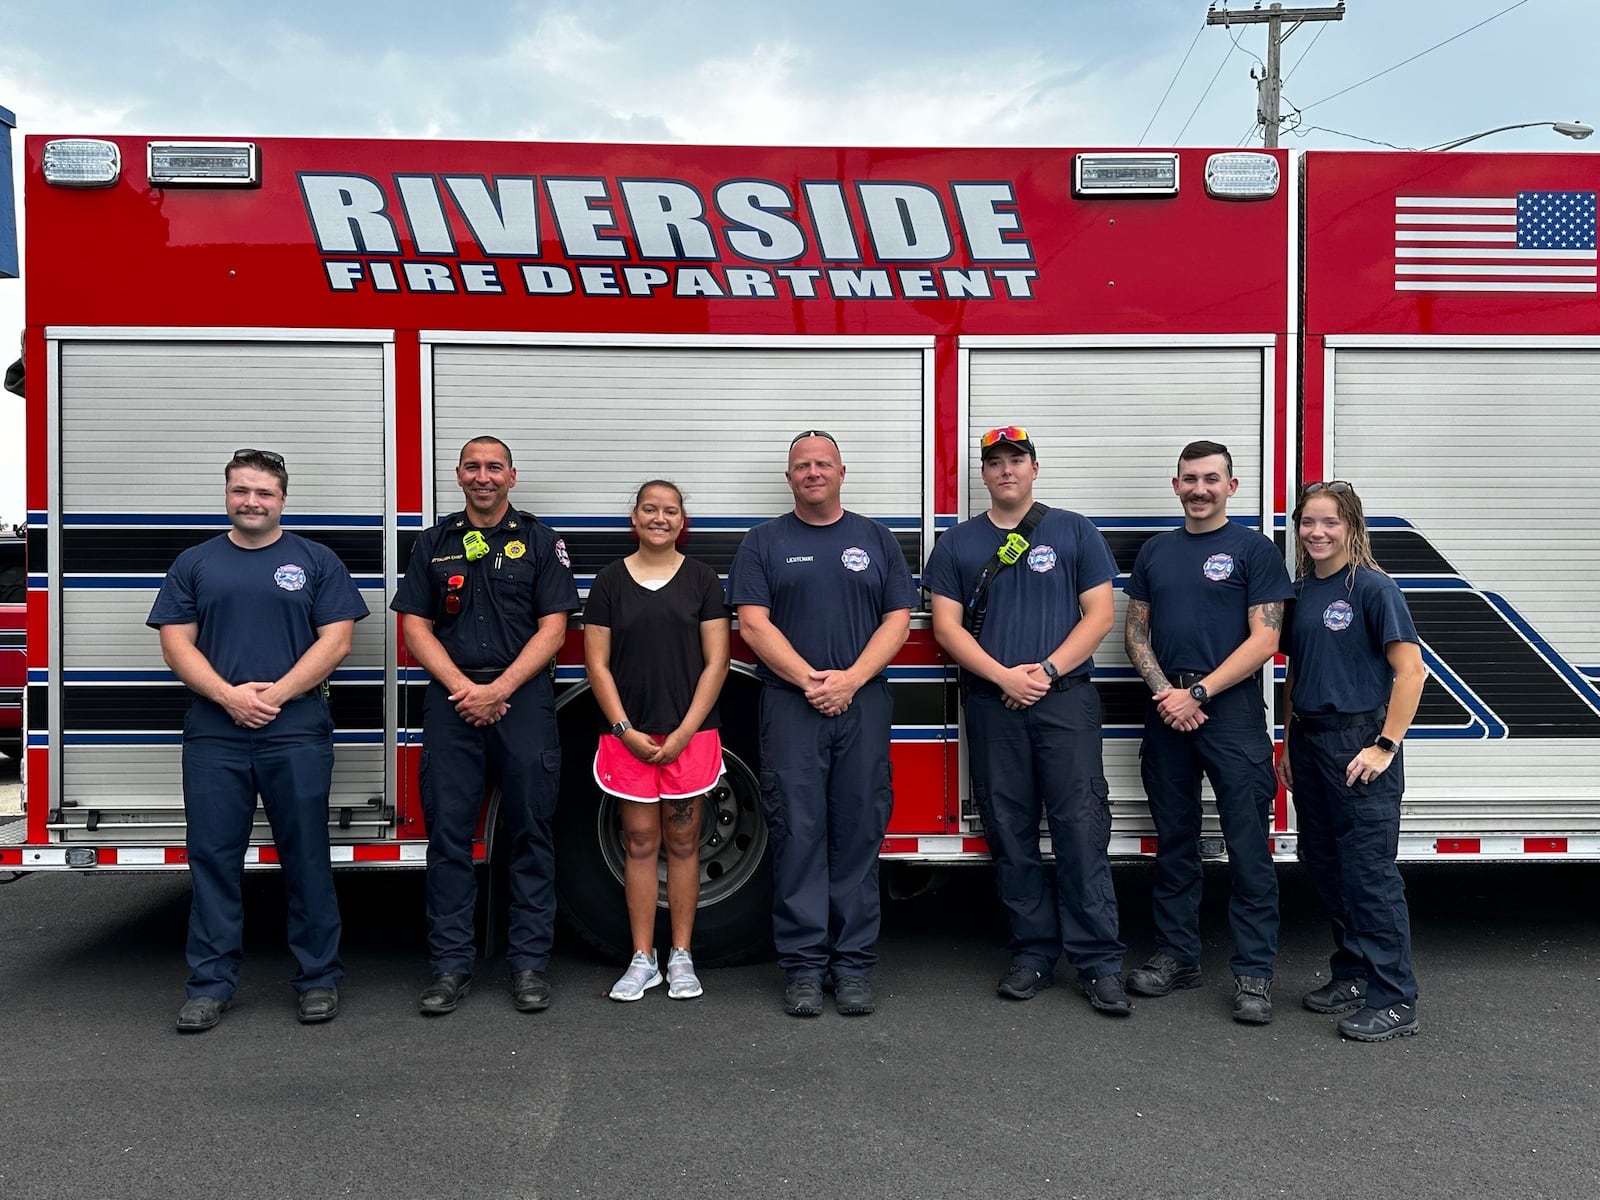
1, 0, 1595, 520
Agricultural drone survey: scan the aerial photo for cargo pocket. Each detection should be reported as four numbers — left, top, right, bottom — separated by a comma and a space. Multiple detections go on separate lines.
759, 768, 786, 846
535, 748, 561, 819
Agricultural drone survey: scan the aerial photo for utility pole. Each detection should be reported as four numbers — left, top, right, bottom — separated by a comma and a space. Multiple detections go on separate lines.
1207, 3, 1345, 147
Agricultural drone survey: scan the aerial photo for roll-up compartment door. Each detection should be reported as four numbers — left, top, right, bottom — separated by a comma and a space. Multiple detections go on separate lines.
55, 341, 390, 841
966, 345, 1272, 836
1330, 347, 1600, 833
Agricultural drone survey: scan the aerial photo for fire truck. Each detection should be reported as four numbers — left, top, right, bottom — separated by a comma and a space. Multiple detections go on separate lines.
7, 134, 1597, 964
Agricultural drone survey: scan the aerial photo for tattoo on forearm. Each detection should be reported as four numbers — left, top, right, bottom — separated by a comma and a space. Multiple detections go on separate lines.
1253, 601, 1285, 632
667, 797, 696, 830
1124, 599, 1172, 693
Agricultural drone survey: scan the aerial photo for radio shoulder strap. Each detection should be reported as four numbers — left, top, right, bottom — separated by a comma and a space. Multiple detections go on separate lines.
962, 502, 1051, 636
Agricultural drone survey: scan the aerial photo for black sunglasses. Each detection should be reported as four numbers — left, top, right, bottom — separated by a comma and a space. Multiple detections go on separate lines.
233, 448, 286, 468
789, 429, 839, 449
1301, 480, 1352, 496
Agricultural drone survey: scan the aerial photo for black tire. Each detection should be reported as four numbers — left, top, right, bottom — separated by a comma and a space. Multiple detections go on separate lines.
553, 687, 773, 967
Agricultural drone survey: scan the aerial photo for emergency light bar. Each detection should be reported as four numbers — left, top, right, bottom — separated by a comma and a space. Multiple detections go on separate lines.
1204, 152, 1280, 200
41, 139, 121, 187
1073, 153, 1179, 197
147, 141, 260, 186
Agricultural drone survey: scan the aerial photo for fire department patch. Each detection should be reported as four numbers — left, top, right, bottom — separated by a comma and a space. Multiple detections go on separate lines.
1323, 599, 1355, 631
505, 540, 526, 560
554, 538, 570, 569
1202, 553, 1235, 581
1026, 544, 1057, 573
274, 564, 307, 592
841, 546, 871, 572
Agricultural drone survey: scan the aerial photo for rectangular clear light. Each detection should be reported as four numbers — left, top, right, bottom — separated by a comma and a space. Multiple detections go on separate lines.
42, 139, 122, 187
1074, 153, 1179, 197
1205, 152, 1280, 199
147, 141, 260, 186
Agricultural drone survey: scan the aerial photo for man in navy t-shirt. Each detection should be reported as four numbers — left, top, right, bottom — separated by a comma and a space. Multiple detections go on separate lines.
1123, 439, 1292, 1024
925, 426, 1130, 1016
727, 431, 915, 1018
148, 449, 368, 1033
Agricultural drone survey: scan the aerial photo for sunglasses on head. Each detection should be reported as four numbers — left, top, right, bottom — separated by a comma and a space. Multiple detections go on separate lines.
789, 429, 839, 449
232, 448, 286, 468
1301, 480, 1352, 496
980, 425, 1030, 449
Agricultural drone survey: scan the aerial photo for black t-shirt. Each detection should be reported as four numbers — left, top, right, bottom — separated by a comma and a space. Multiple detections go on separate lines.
584, 556, 728, 736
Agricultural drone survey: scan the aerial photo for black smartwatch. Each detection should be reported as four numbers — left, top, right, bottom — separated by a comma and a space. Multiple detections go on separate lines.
1039, 660, 1059, 680
1188, 682, 1209, 704
611, 720, 632, 737
1374, 734, 1400, 753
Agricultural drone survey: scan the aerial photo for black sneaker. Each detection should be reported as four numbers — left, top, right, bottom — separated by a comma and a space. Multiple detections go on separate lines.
784, 975, 824, 1018
1233, 975, 1274, 1024
833, 975, 876, 1016
1303, 977, 1368, 1015
996, 964, 1054, 1000
1126, 953, 1202, 997
1080, 973, 1134, 1017
1339, 1002, 1419, 1042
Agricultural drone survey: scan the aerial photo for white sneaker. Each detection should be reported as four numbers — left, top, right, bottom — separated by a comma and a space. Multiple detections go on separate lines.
667, 947, 703, 999
608, 951, 662, 1002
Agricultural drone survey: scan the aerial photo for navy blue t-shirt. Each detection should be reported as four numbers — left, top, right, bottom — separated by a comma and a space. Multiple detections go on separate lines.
924, 508, 1116, 677
726, 511, 917, 687
391, 508, 579, 672
1289, 565, 1419, 715
1125, 520, 1293, 673
147, 531, 370, 686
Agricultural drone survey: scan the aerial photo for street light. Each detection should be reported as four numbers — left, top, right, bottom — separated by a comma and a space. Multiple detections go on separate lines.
1424, 120, 1593, 152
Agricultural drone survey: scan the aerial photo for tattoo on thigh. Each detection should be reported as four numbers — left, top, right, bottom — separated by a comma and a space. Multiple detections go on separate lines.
668, 797, 696, 829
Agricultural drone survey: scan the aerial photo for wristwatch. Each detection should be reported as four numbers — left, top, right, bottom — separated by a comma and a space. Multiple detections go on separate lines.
1039, 660, 1059, 680
1374, 734, 1400, 753
611, 720, 632, 737
1188, 682, 1209, 704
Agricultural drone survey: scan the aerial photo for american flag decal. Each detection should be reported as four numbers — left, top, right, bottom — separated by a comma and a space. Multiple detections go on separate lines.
1394, 190, 1597, 293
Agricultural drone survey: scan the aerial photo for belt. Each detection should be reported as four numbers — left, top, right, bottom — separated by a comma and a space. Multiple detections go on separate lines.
1293, 706, 1387, 732
963, 673, 1087, 698
460, 667, 507, 684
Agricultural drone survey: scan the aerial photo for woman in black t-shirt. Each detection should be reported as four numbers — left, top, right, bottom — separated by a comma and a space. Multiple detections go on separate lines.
584, 480, 731, 1002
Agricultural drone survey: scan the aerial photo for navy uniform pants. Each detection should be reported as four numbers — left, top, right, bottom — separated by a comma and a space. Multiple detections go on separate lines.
420, 676, 560, 974
965, 680, 1124, 981
759, 679, 894, 980
181, 696, 341, 999
1139, 684, 1279, 977
1289, 719, 1417, 1008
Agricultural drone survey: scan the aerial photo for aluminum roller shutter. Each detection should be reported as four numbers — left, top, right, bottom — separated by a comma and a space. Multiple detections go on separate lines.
966, 346, 1272, 835
55, 341, 389, 834
1330, 346, 1600, 833
430, 344, 926, 580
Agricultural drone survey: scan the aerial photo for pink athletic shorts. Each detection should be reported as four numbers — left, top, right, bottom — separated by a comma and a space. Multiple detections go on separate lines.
593, 728, 724, 803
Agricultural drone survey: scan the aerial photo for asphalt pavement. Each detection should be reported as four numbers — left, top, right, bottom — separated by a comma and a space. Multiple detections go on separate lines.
1, 858, 1596, 1200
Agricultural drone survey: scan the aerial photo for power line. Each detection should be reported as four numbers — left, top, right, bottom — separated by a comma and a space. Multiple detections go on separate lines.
1287, 122, 1414, 150
1282, 19, 1331, 85
1139, 22, 1207, 144
1174, 39, 1238, 143
1299, 0, 1530, 115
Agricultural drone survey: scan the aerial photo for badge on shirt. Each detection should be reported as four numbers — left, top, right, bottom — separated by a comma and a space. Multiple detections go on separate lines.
505, 540, 526, 560
1202, 553, 1235, 581
1323, 599, 1354, 631
1027, 544, 1058, 573
841, 546, 871, 572
274, 564, 307, 592
554, 537, 571, 569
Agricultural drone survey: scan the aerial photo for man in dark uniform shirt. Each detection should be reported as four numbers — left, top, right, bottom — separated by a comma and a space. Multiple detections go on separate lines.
1123, 440, 1291, 1024
925, 426, 1131, 1015
727, 431, 915, 1018
391, 436, 579, 1016
149, 448, 368, 1033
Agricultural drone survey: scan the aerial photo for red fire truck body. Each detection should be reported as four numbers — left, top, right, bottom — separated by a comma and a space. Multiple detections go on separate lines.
8, 134, 1596, 961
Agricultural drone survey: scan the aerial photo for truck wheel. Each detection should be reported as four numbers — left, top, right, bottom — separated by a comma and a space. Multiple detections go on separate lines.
554, 738, 773, 967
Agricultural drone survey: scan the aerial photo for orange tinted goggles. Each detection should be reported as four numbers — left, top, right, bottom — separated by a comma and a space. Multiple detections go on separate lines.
980, 426, 1030, 449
